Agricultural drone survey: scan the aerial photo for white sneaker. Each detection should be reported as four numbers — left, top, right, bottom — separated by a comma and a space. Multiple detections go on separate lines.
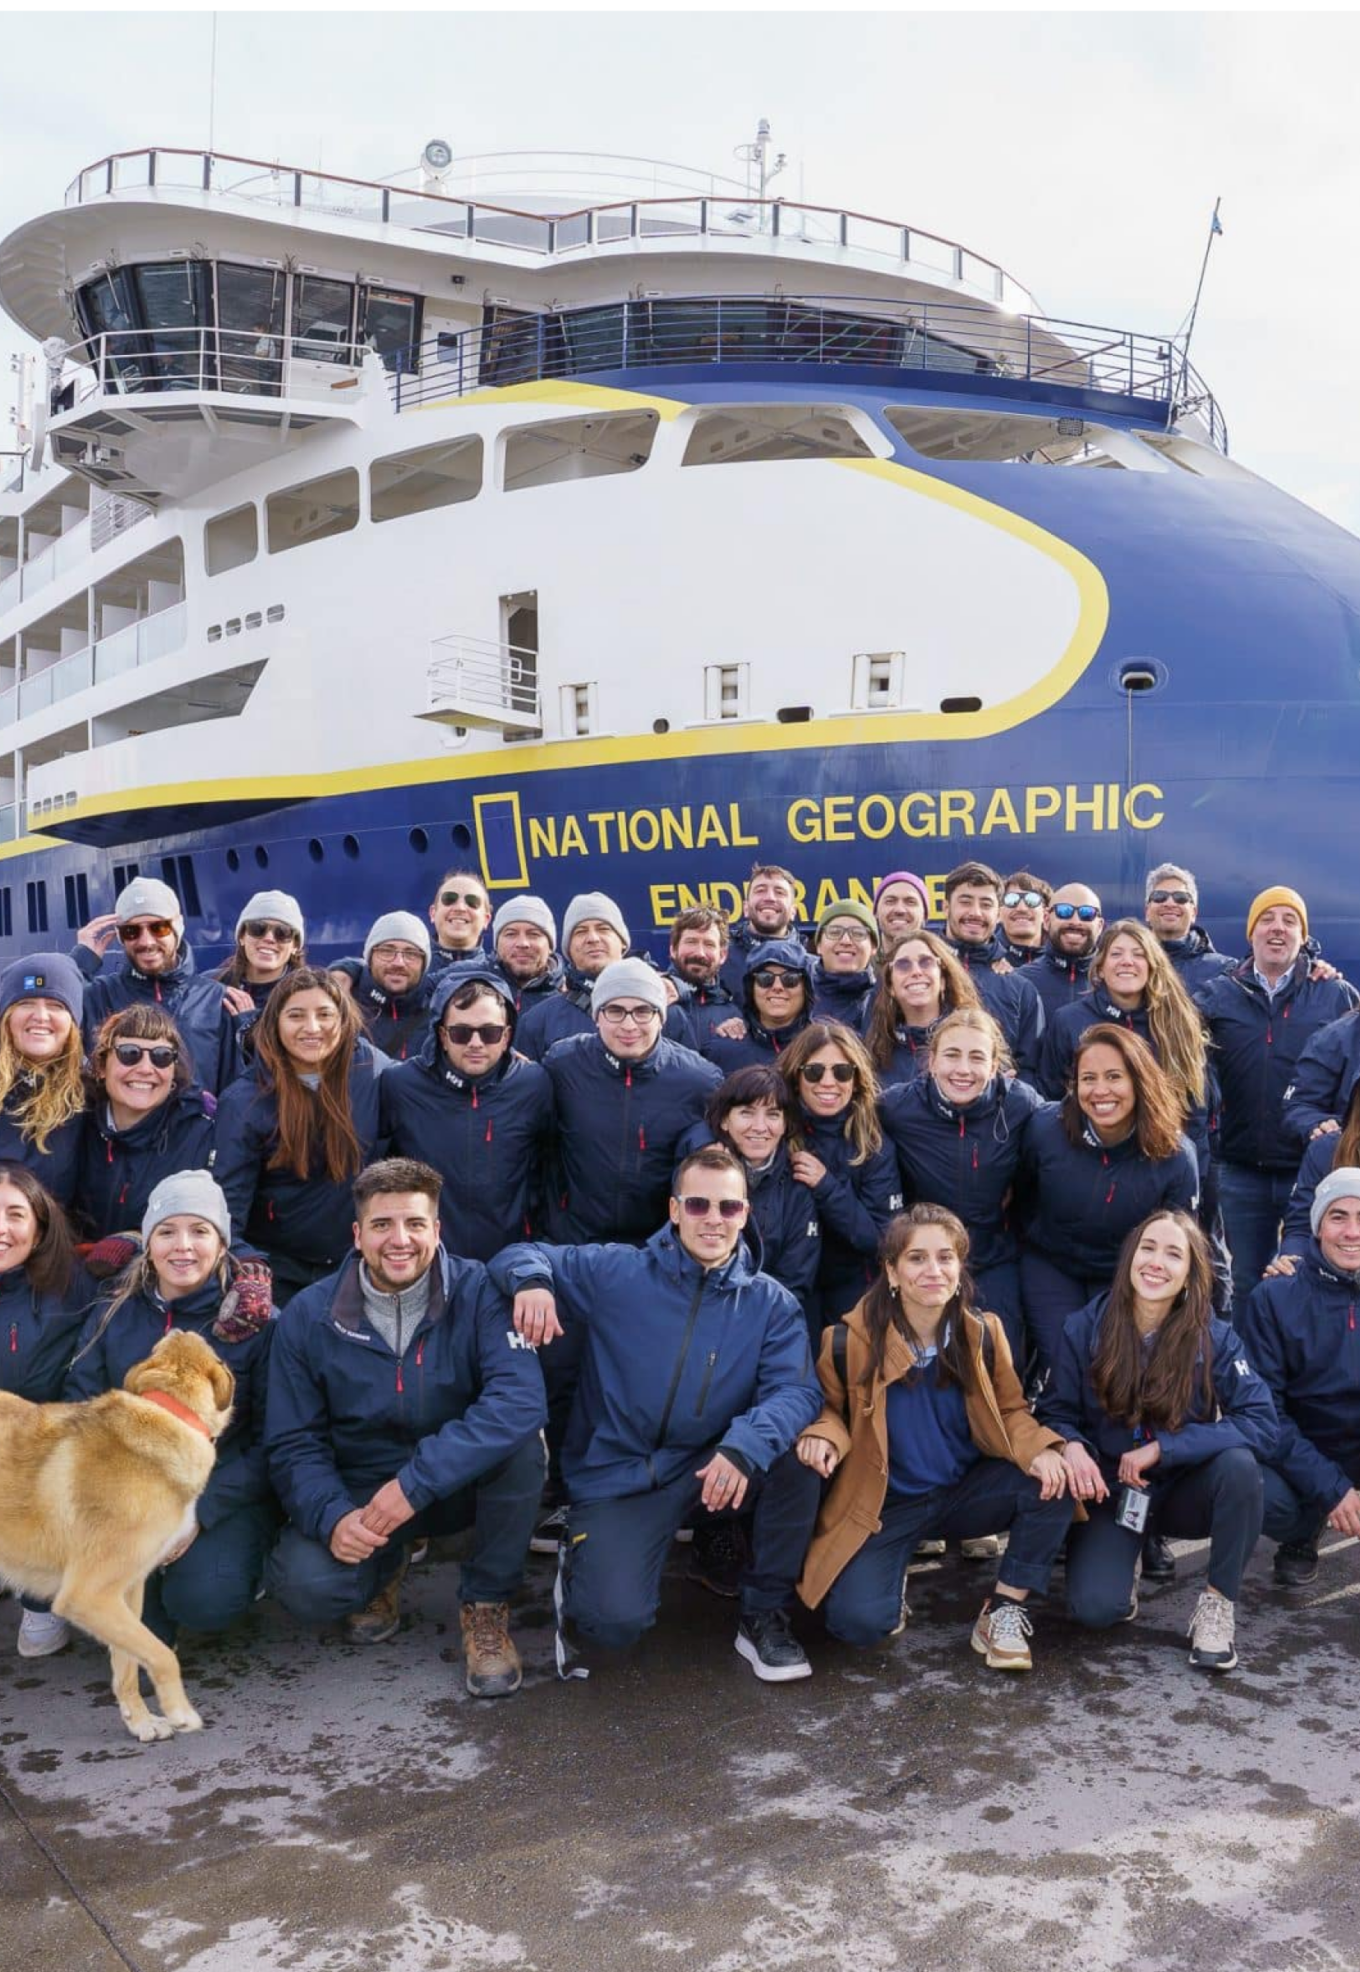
1187, 1589, 1237, 1672
17, 1608, 71, 1657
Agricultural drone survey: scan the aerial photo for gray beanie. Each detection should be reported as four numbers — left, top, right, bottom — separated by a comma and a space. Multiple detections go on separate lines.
363, 911, 431, 965
142, 1169, 231, 1247
1310, 1167, 1360, 1236
590, 957, 668, 1019
237, 890, 305, 940
115, 876, 181, 925
492, 895, 557, 945
563, 891, 628, 950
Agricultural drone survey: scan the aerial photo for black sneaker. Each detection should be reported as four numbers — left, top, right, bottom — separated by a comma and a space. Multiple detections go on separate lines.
689, 1520, 747, 1598
1273, 1541, 1320, 1587
735, 1610, 812, 1682
1141, 1534, 1176, 1581
529, 1505, 569, 1555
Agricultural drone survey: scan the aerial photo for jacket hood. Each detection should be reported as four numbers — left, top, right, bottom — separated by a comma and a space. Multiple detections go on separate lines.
740, 938, 813, 1020
428, 963, 517, 1031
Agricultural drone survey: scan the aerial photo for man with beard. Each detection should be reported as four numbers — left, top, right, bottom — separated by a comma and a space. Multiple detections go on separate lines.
720, 865, 806, 995
940, 862, 1045, 1083
665, 906, 738, 1050
1026, 884, 1105, 1020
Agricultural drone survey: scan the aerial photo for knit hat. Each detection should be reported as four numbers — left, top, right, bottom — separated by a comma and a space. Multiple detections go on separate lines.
0, 952, 84, 1024
815, 897, 880, 948
236, 890, 305, 940
431, 964, 516, 1031
873, 871, 930, 911
363, 911, 431, 965
1310, 1168, 1360, 1237
115, 876, 181, 925
563, 891, 629, 950
1247, 886, 1308, 939
589, 957, 668, 1018
492, 895, 557, 946
142, 1169, 231, 1247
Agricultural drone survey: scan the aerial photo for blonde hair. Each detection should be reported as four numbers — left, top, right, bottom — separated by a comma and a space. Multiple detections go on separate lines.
0, 1012, 86, 1152
74, 1240, 231, 1364
1092, 918, 1207, 1107
926, 1005, 1015, 1080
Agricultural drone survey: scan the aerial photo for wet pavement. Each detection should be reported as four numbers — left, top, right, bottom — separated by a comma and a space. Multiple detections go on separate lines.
4, 1532, 1360, 1972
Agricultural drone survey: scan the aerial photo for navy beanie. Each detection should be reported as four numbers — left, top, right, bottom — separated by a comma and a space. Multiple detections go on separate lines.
0, 952, 85, 1025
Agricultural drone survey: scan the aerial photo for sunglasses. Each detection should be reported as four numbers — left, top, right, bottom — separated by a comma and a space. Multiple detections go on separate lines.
676, 1195, 747, 1220
118, 919, 175, 942
111, 1042, 178, 1069
439, 889, 487, 909
1003, 890, 1045, 909
443, 1022, 507, 1045
801, 1060, 855, 1085
892, 954, 939, 973
598, 1002, 660, 1025
751, 968, 803, 990
1052, 903, 1100, 922
241, 920, 296, 942
1149, 889, 1193, 906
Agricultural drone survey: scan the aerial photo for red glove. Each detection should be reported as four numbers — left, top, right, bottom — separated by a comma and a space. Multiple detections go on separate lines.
212, 1260, 274, 1343
79, 1234, 141, 1280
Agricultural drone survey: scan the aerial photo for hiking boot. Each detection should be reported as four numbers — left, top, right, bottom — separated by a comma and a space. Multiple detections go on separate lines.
689, 1519, 747, 1598
529, 1505, 569, 1555
345, 1558, 408, 1644
970, 1596, 1034, 1671
1187, 1589, 1237, 1672
1273, 1541, 1320, 1588
960, 1535, 1002, 1561
460, 1601, 522, 1698
17, 1609, 71, 1658
1141, 1534, 1176, 1582
734, 1609, 812, 1682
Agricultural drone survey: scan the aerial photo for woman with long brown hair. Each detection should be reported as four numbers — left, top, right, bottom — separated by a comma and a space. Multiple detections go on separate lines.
1017, 1025, 1200, 1377
1040, 1210, 1273, 1673
794, 1205, 1072, 1670
863, 929, 982, 1086
0, 954, 88, 1207
214, 967, 386, 1301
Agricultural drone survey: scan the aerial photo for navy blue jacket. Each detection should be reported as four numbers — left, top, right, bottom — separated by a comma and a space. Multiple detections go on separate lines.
266, 1248, 545, 1539
515, 963, 690, 1061
999, 936, 1042, 968
489, 1227, 821, 1502
1281, 1136, 1339, 1257
1160, 925, 1237, 995
667, 971, 739, 1053
676, 1121, 821, 1320
0, 1090, 82, 1208
869, 1022, 938, 1090
431, 951, 568, 1018
809, 962, 875, 1032
1239, 1246, 1360, 1510
214, 1042, 387, 1273
427, 941, 489, 981
880, 1073, 1041, 1274
1026, 948, 1094, 1022
1281, 1005, 1360, 1151
719, 918, 809, 998
1039, 1292, 1275, 1472
1038, 986, 1212, 1178
0, 1261, 99, 1402
66, 1273, 275, 1529
702, 938, 814, 1075
1198, 961, 1360, 1165
1018, 1105, 1199, 1283
943, 933, 1045, 1082
796, 1108, 903, 1316
544, 1032, 721, 1244
74, 1086, 217, 1240
379, 1039, 554, 1261
330, 958, 435, 1063
76, 940, 239, 1097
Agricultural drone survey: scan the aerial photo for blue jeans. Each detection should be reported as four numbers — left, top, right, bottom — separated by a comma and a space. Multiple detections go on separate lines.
143, 1497, 280, 1644
822, 1457, 1074, 1646
1066, 1448, 1264, 1627
1219, 1164, 1295, 1313
267, 1434, 544, 1622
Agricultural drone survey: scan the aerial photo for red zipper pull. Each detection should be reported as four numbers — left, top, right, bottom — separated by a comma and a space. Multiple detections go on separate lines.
1266, 1021, 1273, 1047
416, 1338, 425, 1369
972, 1142, 979, 1172
957, 1117, 965, 1139
639, 1123, 647, 1152
8, 1323, 16, 1354
485, 1115, 493, 1144
118, 1182, 128, 1206
396, 1358, 404, 1393
471, 1085, 479, 1109
106, 1139, 113, 1165
1350, 1303, 1356, 1333
625, 1066, 633, 1089
164, 1307, 173, 1332
1106, 1179, 1116, 1205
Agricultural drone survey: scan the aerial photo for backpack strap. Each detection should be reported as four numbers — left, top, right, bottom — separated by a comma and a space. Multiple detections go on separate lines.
831, 1319, 849, 1390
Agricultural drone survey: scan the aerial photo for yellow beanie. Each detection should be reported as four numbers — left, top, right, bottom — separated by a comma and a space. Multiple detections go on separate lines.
1246, 886, 1308, 939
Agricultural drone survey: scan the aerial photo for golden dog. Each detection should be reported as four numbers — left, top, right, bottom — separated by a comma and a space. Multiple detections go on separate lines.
0, 1328, 235, 1743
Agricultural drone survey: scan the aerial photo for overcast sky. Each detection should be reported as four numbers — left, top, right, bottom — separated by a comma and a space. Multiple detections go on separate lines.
2, 8, 1357, 533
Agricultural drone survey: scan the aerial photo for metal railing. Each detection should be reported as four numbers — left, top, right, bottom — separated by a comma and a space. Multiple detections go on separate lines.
63, 146, 1036, 312
53, 327, 368, 411
426, 635, 541, 731
2, 601, 187, 726
387, 295, 1227, 450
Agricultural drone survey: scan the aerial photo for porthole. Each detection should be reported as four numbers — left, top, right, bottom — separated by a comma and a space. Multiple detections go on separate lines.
307, 838, 324, 863
1120, 664, 1159, 693
342, 834, 360, 860
225, 618, 241, 637
254, 845, 269, 868
652, 718, 671, 734
245, 611, 262, 630
940, 696, 983, 714
777, 705, 812, 724
450, 823, 473, 852
266, 604, 286, 624
409, 826, 429, 854
225, 847, 240, 872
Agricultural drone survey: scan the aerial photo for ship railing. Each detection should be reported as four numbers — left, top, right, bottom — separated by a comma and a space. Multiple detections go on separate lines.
424, 636, 541, 733
53, 328, 368, 411
63, 146, 1036, 312
5, 602, 187, 724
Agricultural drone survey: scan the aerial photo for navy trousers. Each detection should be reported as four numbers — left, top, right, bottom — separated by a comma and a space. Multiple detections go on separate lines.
973, 1260, 1024, 1366
1066, 1447, 1264, 1628
822, 1456, 1073, 1646
143, 1497, 280, 1643
1019, 1250, 1105, 1380
1261, 1463, 1333, 1549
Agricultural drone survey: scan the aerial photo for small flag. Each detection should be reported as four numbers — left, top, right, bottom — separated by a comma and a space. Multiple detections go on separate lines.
1211, 209, 1223, 236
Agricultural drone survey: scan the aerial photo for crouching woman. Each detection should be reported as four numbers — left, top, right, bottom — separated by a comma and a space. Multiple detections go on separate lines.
795, 1205, 1074, 1670
65, 1170, 278, 1642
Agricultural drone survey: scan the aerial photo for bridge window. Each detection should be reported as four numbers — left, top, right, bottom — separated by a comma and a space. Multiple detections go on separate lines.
205, 503, 258, 575
681, 405, 876, 466
370, 437, 482, 522
360, 287, 422, 374
266, 469, 360, 553
294, 276, 355, 363
882, 405, 1111, 466
503, 412, 657, 491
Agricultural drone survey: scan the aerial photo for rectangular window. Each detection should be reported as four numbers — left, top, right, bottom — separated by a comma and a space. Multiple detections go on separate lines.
205, 503, 258, 576
64, 871, 91, 930
370, 437, 482, 524
360, 287, 422, 374
162, 853, 201, 917
293, 275, 356, 363
113, 861, 140, 894
704, 663, 749, 721
25, 879, 48, 935
266, 469, 360, 554
0, 887, 12, 939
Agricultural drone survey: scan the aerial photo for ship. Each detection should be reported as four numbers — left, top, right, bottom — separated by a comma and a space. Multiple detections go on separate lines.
1, 129, 1358, 967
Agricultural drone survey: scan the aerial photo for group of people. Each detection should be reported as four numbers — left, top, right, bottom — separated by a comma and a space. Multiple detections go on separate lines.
3, 851, 1359, 1694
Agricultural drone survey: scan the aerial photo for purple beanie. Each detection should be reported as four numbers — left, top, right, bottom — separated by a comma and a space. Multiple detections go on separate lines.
873, 871, 930, 910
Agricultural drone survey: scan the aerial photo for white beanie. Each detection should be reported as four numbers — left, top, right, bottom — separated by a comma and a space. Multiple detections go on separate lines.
363, 912, 431, 965
563, 891, 628, 949
236, 890, 305, 940
590, 957, 668, 1018
492, 895, 557, 945
1311, 1167, 1360, 1237
142, 1170, 231, 1247
115, 876, 181, 925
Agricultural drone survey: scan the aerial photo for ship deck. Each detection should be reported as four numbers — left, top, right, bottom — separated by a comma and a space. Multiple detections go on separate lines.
4, 1529, 1358, 1972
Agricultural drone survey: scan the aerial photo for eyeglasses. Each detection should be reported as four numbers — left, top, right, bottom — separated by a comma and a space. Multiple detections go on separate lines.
1003, 890, 1045, 909
801, 1060, 855, 1085
118, 919, 175, 942
598, 1002, 661, 1026
824, 925, 872, 944
892, 954, 939, 974
676, 1195, 747, 1220
111, 1042, 178, 1069
751, 968, 803, 990
1052, 903, 1100, 922
371, 943, 425, 964
443, 1022, 508, 1045
241, 920, 296, 942
1149, 889, 1193, 906
439, 890, 487, 909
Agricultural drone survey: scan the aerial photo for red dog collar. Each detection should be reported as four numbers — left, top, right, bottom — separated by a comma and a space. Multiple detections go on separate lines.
135, 1389, 214, 1439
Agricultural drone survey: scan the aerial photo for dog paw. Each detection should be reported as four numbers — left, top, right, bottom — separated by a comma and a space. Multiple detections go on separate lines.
168, 1706, 204, 1734
126, 1713, 175, 1743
